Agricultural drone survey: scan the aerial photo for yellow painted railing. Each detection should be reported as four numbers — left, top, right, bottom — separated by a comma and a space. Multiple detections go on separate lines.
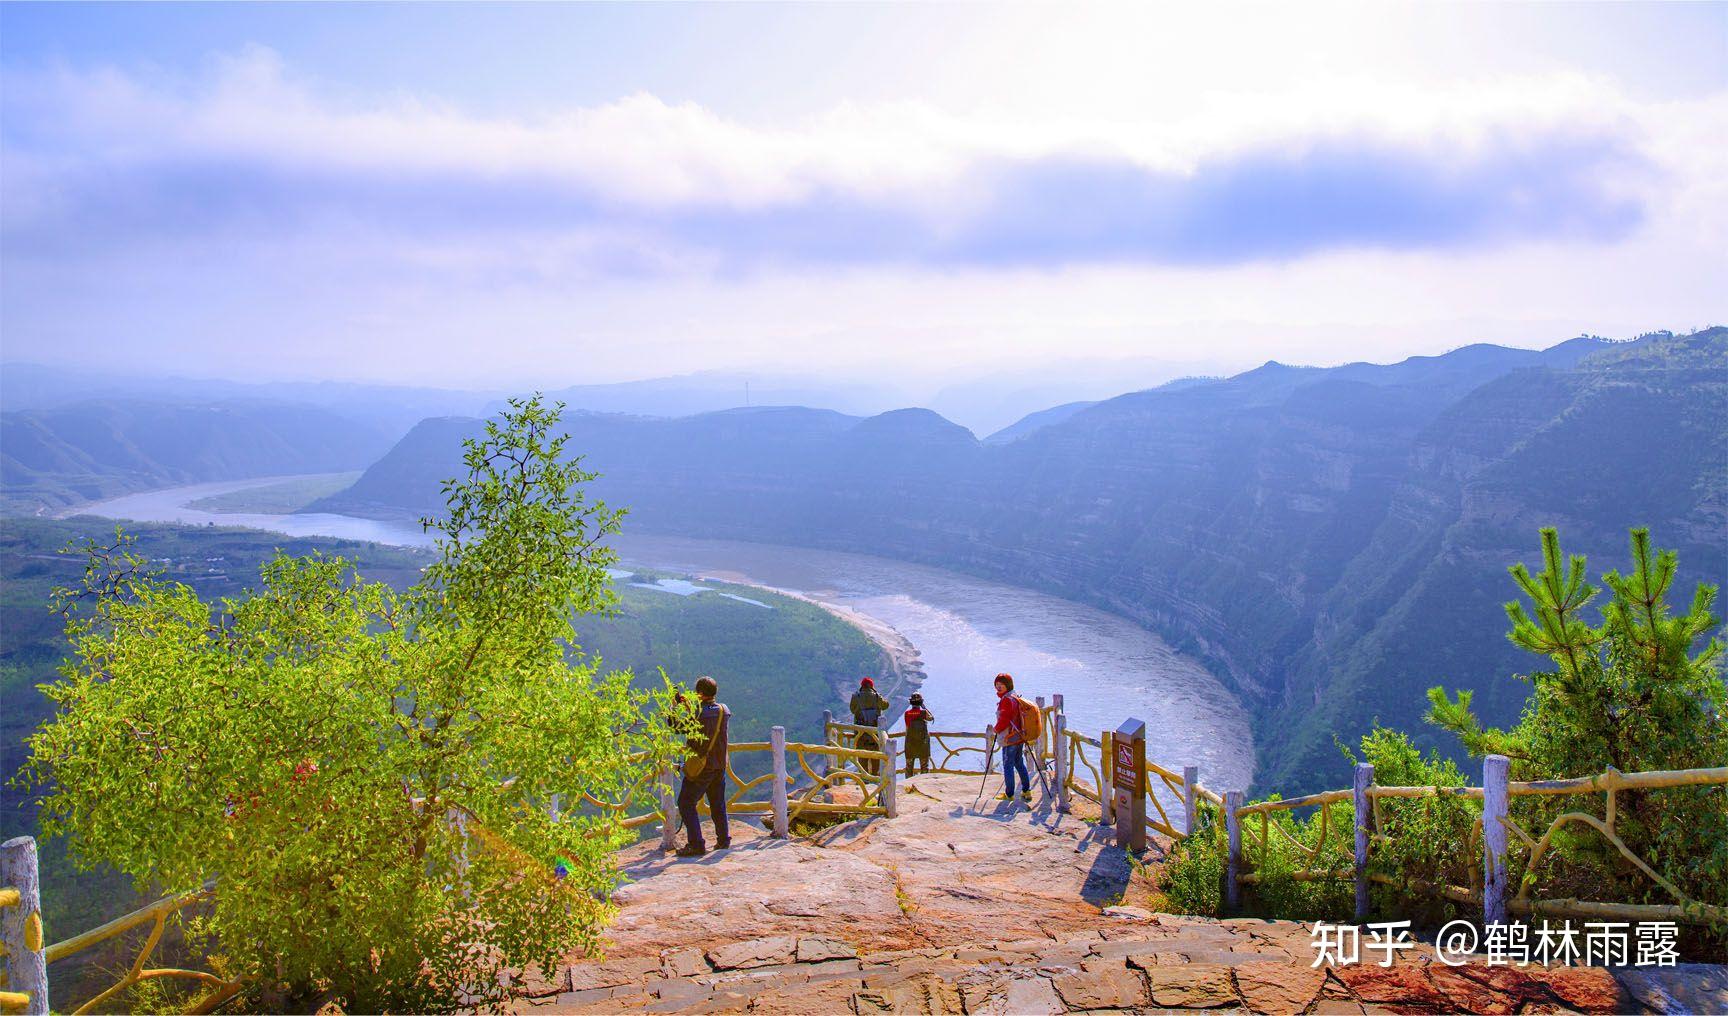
1064, 730, 1106, 805
1500, 766, 1727, 923
886, 728, 992, 775
1226, 763, 1728, 924
569, 749, 666, 830
1059, 727, 1220, 840
1233, 789, 1354, 885
42, 886, 243, 1016
785, 742, 890, 818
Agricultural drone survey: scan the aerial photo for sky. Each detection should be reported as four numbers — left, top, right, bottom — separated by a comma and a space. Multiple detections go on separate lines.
1, 2, 1725, 389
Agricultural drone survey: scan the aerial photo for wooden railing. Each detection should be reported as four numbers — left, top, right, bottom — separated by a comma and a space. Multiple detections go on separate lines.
1, 839, 240, 1016
3, 723, 895, 1015
868, 693, 1062, 779
1053, 705, 1221, 843
1219, 757, 1728, 925
18, 695, 1717, 1016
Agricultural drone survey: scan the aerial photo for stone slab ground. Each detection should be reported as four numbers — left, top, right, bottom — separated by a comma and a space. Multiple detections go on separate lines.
509, 774, 1726, 1014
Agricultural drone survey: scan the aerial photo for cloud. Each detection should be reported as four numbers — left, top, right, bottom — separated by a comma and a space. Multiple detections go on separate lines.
0, 49, 1674, 276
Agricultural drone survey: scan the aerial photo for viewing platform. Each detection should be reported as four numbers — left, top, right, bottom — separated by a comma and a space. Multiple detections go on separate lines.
516, 773, 1714, 1014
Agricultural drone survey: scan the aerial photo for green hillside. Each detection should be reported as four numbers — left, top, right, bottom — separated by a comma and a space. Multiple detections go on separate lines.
1, 517, 886, 999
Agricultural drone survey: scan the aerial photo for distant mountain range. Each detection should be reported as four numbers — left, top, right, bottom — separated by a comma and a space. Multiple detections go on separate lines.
0, 399, 395, 513
3, 355, 1226, 440
0, 363, 495, 437
312, 328, 1728, 792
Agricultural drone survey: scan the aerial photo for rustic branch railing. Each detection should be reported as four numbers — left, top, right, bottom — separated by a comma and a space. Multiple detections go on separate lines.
885, 728, 992, 775
1064, 730, 1107, 806
1, 838, 241, 1016
1220, 758, 1728, 925
43, 885, 242, 1016
784, 742, 890, 818
1058, 721, 1218, 838
18, 697, 1722, 1016
570, 749, 666, 830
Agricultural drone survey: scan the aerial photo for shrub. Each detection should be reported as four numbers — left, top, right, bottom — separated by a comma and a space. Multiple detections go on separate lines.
1348, 728, 1475, 928
20, 397, 691, 1011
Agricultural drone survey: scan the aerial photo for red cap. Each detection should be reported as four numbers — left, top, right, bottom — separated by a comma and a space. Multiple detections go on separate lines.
861, 677, 875, 687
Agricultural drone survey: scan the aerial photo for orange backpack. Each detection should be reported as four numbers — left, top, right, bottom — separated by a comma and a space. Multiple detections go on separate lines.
1014, 695, 1043, 745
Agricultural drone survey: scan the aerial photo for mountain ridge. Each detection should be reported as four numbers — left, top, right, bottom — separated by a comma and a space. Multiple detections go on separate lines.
303, 327, 1728, 792
1, 398, 396, 514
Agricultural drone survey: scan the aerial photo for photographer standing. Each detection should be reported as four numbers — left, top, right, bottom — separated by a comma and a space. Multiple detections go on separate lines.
674, 676, 731, 858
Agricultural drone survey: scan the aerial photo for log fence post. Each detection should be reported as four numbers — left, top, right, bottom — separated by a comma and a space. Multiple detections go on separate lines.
881, 717, 898, 818
1354, 762, 1374, 922
817, 709, 834, 777
1224, 790, 1244, 916
1, 836, 47, 1016
1053, 711, 1070, 813
1182, 765, 1199, 837
1101, 728, 1116, 824
770, 726, 789, 839
659, 766, 681, 851
1483, 754, 1510, 927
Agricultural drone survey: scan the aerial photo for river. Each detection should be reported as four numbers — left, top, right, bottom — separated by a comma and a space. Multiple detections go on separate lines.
73, 475, 1256, 792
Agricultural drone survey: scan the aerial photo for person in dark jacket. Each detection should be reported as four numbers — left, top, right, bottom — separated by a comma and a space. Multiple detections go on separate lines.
991, 672, 1032, 802
902, 693, 934, 776
849, 677, 890, 776
675, 676, 731, 858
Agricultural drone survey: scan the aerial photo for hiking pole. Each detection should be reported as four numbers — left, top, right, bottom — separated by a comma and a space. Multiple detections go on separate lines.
974, 730, 997, 808
1033, 744, 1054, 801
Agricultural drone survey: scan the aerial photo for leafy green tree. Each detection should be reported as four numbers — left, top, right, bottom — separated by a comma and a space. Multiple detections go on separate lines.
20, 397, 689, 1011
1427, 527, 1728, 919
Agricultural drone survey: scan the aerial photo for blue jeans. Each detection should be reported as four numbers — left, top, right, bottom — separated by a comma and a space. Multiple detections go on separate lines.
1002, 741, 1032, 796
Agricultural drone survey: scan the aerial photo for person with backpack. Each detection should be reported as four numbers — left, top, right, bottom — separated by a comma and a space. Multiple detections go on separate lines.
674, 675, 731, 858
990, 672, 1041, 802
901, 693, 934, 776
849, 677, 890, 776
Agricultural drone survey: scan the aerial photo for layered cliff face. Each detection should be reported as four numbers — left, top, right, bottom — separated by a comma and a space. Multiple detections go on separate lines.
314, 329, 1727, 793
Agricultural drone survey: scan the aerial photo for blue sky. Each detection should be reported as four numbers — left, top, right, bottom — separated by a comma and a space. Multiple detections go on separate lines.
2, 3, 1724, 387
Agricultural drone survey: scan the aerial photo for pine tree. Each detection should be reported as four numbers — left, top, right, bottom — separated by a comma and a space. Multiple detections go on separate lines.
1426, 527, 1727, 918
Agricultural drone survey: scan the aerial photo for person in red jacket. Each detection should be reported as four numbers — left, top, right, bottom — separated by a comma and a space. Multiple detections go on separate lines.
991, 673, 1032, 802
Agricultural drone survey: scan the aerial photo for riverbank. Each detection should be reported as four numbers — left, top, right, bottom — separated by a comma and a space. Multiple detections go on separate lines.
62, 477, 1256, 793
659, 565, 928, 710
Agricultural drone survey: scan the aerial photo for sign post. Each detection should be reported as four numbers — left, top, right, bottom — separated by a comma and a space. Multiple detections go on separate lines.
1111, 719, 1147, 853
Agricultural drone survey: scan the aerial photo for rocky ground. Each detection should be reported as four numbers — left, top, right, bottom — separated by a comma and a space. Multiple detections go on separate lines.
509, 775, 1727, 1014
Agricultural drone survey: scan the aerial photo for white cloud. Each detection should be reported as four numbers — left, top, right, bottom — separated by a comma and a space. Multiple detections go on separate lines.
4, 47, 1712, 211
0, 43, 1722, 385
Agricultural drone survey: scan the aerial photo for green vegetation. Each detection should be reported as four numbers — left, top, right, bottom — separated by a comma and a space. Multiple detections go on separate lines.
184, 472, 361, 513
1428, 527, 1728, 919
17, 398, 690, 1011
3, 498, 884, 1007
587, 571, 886, 747
1160, 527, 1727, 951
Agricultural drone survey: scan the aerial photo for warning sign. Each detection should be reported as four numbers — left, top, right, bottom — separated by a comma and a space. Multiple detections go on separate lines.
1112, 733, 1143, 794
